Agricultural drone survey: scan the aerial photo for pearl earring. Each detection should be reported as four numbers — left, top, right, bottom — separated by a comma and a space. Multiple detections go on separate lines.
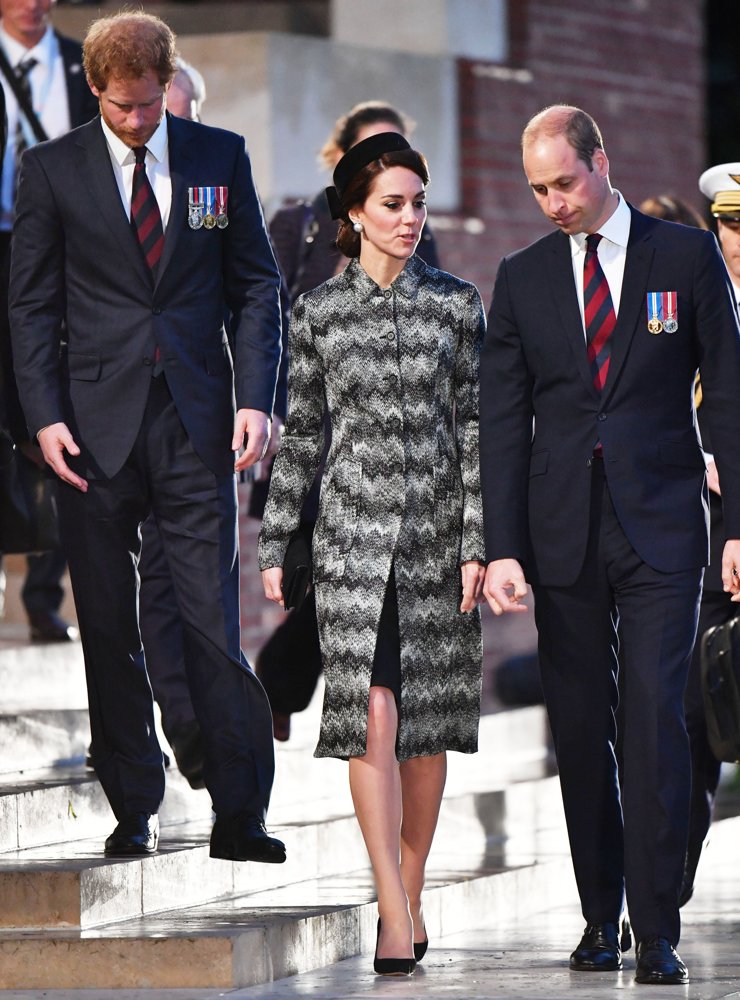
352, 221, 363, 233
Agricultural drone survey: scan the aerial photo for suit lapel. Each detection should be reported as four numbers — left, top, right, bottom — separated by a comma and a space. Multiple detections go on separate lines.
601, 208, 655, 399
546, 233, 600, 400
75, 121, 152, 289
156, 115, 194, 287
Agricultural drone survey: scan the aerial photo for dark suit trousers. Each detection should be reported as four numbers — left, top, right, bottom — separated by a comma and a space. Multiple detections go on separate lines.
533, 459, 701, 946
58, 375, 275, 822
138, 513, 198, 740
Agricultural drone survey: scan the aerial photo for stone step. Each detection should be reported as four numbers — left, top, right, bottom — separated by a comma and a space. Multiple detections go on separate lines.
0, 775, 574, 989
0, 708, 89, 773
0, 703, 550, 852
0, 639, 87, 713
0, 768, 562, 930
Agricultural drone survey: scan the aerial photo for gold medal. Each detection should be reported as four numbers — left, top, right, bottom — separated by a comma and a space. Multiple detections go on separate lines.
203, 213, 216, 229
647, 317, 663, 334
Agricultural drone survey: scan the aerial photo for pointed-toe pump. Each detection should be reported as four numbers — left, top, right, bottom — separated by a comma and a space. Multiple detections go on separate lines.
374, 919, 416, 977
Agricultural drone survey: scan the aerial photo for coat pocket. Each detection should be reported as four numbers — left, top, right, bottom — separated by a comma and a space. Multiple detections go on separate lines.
313, 458, 362, 580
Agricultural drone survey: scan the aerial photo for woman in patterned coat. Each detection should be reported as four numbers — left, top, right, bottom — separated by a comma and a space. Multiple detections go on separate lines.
259, 132, 485, 975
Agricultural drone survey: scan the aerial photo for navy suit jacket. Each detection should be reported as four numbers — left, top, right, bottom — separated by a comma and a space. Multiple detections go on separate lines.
9, 113, 282, 479
57, 33, 99, 129
481, 206, 740, 587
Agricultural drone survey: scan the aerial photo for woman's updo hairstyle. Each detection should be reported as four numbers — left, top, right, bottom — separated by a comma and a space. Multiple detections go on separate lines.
318, 101, 413, 170
325, 132, 430, 259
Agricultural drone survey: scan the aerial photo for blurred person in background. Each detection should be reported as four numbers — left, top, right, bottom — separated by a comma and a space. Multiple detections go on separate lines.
0, 0, 98, 641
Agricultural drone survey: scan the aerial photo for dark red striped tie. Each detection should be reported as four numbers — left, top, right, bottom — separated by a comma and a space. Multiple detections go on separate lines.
131, 146, 164, 274
584, 233, 616, 392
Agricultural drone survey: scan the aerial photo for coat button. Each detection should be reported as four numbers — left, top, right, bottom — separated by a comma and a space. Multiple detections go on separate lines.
152, 307, 162, 315
384, 289, 392, 299
143, 357, 153, 366
392, 462, 403, 474
386, 331, 395, 341
386, 374, 398, 385
598, 412, 607, 421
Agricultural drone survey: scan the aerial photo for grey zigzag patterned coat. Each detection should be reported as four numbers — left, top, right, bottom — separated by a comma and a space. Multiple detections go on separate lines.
258, 254, 485, 761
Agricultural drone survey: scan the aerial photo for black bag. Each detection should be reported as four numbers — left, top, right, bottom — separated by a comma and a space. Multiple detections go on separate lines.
281, 529, 313, 612
700, 615, 740, 763
0, 432, 60, 554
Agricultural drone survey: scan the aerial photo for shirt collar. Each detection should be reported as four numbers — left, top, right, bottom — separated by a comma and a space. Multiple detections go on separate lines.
100, 113, 168, 167
0, 23, 55, 69
343, 253, 425, 301
570, 190, 631, 257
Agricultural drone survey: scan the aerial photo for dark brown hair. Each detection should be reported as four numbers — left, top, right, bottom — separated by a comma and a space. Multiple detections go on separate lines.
639, 194, 707, 230
83, 11, 178, 91
336, 149, 429, 257
319, 101, 413, 170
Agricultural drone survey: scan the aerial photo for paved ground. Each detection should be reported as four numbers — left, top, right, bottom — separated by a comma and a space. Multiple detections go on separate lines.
1, 817, 738, 1000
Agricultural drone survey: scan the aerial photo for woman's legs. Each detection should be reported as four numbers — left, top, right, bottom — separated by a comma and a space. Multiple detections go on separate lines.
348, 685, 413, 959
400, 752, 447, 944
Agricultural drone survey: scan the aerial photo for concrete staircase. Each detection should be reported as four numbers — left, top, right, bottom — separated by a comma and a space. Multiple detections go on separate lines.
0, 628, 573, 991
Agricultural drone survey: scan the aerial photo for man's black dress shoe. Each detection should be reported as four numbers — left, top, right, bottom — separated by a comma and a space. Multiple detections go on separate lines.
168, 722, 206, 789
28, 610, 79, 643
104, 813, 159, 856
209, 813, 286, 864
635, 937, 689, 985
570, 919, 632, 971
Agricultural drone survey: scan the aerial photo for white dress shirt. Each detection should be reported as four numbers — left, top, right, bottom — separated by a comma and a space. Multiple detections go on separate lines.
0, 24, 72, 229
100, 113, 172, 230
570, 191, 632, 337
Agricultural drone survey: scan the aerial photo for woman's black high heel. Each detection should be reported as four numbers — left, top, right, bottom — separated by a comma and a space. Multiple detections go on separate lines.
373, 919, 416, 976
414, 936, 429, 962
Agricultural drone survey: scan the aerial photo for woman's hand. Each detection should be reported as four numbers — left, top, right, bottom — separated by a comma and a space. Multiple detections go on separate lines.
460, 561, 485, 612
262, 566, 285, 608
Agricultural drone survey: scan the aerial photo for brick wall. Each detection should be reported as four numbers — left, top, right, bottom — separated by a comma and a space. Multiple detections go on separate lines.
436, 0, 706, 296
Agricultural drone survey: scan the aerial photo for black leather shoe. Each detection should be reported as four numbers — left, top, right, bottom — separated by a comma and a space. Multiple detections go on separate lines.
570, 919, 632, 971
209, 813, 286, 864
28, 611, 79, 642
168, 722, 205, 789
635, 937, 688, 984
104, 813, 159, 856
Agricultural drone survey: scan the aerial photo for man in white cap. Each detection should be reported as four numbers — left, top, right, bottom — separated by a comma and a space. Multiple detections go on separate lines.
699, 163, 740, 309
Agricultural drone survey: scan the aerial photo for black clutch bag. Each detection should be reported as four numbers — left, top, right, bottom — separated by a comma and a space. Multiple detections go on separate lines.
281, 529, 313, 612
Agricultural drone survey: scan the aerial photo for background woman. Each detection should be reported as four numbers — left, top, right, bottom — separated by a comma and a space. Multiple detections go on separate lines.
259, 132, 485, 975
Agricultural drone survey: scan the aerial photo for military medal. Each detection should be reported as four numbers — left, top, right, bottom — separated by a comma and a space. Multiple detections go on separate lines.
215, 186, 229, 229
662, 290, 678, 333
188, 187, 204, 230
647, 291, 663, 334
203, 187, 216, 229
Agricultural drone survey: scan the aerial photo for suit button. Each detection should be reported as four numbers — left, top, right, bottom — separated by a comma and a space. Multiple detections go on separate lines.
143, 357, 153, 366
598, 412, 607, 421
152, 307, 162, 315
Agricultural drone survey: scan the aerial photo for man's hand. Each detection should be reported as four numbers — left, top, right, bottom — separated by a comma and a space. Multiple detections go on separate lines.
233, 408, 271, 472
483, 558, 529, 615
706, 460, 721, 496
262, 566, 285, 608
721, 539, 740, 603
460, 561, 485, 612
38, 423, 88, 492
